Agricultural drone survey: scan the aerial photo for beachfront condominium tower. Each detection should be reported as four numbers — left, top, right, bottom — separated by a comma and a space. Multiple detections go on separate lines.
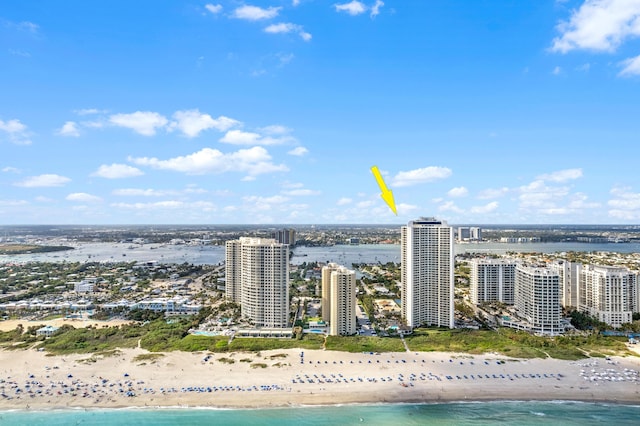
470, 258, 516, 305
225, 239, 242, 303
327, 264, 357, 336
514, 265, 561, 335
549, 260, 581, 309
321, 263, 339, 322
401, 217, 454, 329
225, 237, 289, 328
579, 265, 635, 328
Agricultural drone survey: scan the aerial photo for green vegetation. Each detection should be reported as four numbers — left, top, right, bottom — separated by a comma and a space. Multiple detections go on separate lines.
405, 328, 633, 360
40, 323, 142, 354
569, 310, 608, 331
0, 244, 73, 255
218, 357, 235, 364
250, 363, 267, 368
132, 353, 165, 363
325, 335, 405, 353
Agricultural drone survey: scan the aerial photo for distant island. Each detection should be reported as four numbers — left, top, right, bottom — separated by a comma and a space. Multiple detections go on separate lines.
0, 244, 74, 255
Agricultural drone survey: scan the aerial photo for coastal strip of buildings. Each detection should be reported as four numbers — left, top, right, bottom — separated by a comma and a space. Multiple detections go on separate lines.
470, 257, 640, 334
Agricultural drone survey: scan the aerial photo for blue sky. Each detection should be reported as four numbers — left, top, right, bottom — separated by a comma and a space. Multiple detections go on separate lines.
1, 0, 640, 225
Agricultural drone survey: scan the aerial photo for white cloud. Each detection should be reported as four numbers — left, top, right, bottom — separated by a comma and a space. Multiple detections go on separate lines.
109, 111, 168, 136
0, 199, 28, 207
243, 195, 289, 211
264, 23, 312, 41
233, 5, 281, 20
335, 1, 367, 15
66, 193, 102, 203
75, 108, 107, 115
357, 200, 375, 208
5, 20, 39, 34
0, 118, 31, 145
577, 62, 591, 72
337, 197, 352, 206
205, 4, 223, 14
111, 201, 216, 211
619, 54, 640, 76
552, 66, 562, 75
282, 182, 304, 189
477, 187, 509, 199
15, 174, 71, 188
518, 180, 570, 209
283, 189, 321, 196
371, 0, 384, 18
34, 196, 54, 203
220, 129, 294, 145
396, 202, 418, 215
438, 201, 463, 214
9, 49, 30, 57
392, 166, 452, 187
112, 188, 176, 197
537, 168, 583, 182
82, 120, 106, 128
92, 164, 144, 179
568, 192, 601, 209
551, 0, 640, 53
447, 186, 468, 198
261, 125, 291, 135
608, 186, 640, 219
56, 121, 80, 137
470, 201, 499, 214
129, 146, 288, 176
170, 109, 240, 137
2, 166, 21, 173
288, 146, 309, 156
292, 0, 301, 5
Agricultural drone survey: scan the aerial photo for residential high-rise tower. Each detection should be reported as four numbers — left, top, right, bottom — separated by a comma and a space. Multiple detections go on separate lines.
401, 217, 454, 328
225, 237, 289, 328
328, 265, 357, 336
470, 258, 516, 305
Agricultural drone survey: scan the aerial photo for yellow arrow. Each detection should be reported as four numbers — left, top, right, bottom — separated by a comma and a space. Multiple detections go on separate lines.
371, 165, 397, 215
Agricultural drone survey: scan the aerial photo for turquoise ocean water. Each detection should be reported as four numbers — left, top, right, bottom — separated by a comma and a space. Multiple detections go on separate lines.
1, 402, 639, 425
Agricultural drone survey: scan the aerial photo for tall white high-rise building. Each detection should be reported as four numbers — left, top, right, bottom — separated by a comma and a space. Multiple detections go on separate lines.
225, 237, 289, 328
321, 263, 339, 323
470, 258, 516, 305
225, 239, 242, 303
579, 265, 635, 328
549, 260, 581, 308
514, 265, 561, 335
401, 217, 454, 328
328, 265, 357, 336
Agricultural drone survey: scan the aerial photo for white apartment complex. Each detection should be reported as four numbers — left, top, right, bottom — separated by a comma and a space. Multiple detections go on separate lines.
579, 265, 635, 328
401, 217, 454, 329
549, 260, 581, 308
326, 264, 357, 336
225, 237, 289, 328
513, 265, 562, 336
321, 263, 339, 323
457, 226, 482, 241
469, 258, 515, 305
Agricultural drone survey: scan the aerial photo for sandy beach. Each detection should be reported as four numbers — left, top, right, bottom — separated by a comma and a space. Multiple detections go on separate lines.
1, 346, 639, 410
